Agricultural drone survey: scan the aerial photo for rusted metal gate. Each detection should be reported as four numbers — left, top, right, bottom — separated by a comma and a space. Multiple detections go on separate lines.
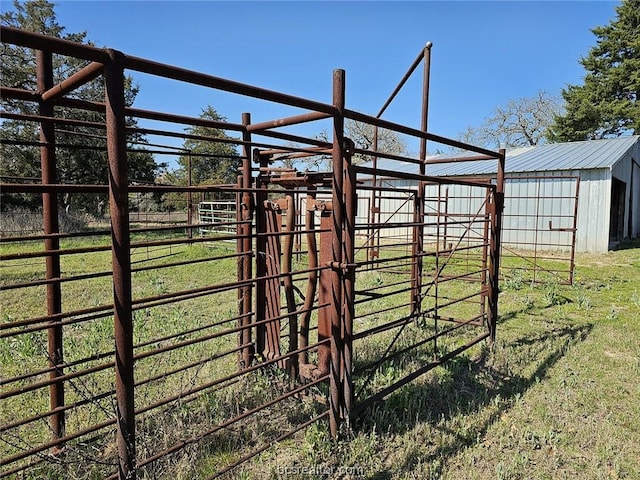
352, 175, 502, 413
501, 175, 580, 285
361, 175, 580, 286
0, 28, 504, 479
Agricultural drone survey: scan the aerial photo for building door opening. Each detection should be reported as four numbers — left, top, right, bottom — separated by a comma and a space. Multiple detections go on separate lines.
609, 176, 626, 246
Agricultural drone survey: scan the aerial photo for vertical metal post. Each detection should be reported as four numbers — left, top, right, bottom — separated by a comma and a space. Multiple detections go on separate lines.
480, 188, 491, 318
299, 188, 318, 366
433, 184, 441, 358
105, 49, 136, 480
329, 68, 345, 438
186, 151, 193, 240
254, 150, 268, 358
569, 177, 580, 285
442, 187, 449, 251
239, 113, 254, 368
488, 149, 506, 343
411, 42, 432, 318
419, 43, 433, 165
342, 138, 356, 422
368, 128, 380, 269
36, 49, 65, 447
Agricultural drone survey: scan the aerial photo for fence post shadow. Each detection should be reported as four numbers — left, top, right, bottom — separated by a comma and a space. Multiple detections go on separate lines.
354, 323, 593, 479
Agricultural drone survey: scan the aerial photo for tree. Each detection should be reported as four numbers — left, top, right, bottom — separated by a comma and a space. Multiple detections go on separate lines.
0, 0, 159, 215
311, 120, 408, 167
161, 107, 239, 210
173, 106, 240, 186
345, 119, 408, 164
548, 0, 640, 141
459, 91, 562, 149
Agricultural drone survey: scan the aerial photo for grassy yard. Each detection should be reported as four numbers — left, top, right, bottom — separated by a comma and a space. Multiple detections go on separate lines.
1, 238, 639, 479
236, 240, 640, 480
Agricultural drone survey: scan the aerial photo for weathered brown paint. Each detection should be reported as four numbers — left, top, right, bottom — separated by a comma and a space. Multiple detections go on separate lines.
105, 48, 136, 480
36, 49, 65, 448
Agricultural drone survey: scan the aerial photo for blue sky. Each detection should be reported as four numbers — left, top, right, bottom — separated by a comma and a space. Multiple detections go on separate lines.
4, 1, 621, 160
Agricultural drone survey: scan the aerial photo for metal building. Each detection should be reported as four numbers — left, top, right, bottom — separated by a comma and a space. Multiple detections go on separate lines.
361, 136, 640, 253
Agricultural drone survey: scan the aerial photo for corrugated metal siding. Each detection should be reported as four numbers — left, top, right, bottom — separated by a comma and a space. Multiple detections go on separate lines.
358, 169, 612, 252
505, 137, 638, 172
479, 170, 610, 253
501, 174, 578, 251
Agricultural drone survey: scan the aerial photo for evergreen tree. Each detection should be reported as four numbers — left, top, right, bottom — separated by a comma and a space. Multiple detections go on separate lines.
161, 107, 239, 210
0, 0, 159, 215
174, 106, 240, 186
549, 0, 640, 141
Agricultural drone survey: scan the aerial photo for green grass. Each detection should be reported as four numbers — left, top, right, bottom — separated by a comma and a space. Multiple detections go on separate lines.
235, 240, 640, 480
2, 237, 639, 479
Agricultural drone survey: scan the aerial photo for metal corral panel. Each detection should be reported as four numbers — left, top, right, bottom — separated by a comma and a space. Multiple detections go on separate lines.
361, 170, 613, 252
448, 170, 611, 252
423, 183, 488, 246
359, 179, 416, 240
502, 175, 576, 251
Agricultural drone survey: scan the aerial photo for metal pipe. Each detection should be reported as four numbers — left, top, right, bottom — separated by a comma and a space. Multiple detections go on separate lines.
569, 177, 580, 285
480, 188, 491, 320
299, 188, 318, 365
104, 48, 136, 480
41, 61, 104, 102
1, 25, 109, 62
329, 68, 346, 437
342, 138, 356, 421
345, 108, 501, 158
488, 149, 506, 343
246, 111, 330, 132
128, 106, 245, 132
36, 49, 65, 448
0, 85, 41, 102
124, 55, 337, 116
350, 166, 499, 189
186, 151, 193, 240
0, 110, 105, 129
376, 45, 427, 118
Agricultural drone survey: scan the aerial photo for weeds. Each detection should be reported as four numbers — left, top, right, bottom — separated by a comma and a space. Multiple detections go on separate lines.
503, 271, 525, 291
542, 281, 561, 306
606, 306, 620, 321
576, 291, 592, 310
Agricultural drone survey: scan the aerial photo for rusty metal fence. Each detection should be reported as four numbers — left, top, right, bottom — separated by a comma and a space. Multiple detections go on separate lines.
0, 28, 505, 479
501, 175, 579, 285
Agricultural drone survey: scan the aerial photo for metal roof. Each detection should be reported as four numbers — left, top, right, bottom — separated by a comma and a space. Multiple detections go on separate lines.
360, 136, 639, 177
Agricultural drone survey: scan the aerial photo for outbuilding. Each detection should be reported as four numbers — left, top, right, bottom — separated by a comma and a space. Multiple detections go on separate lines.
360, 135, 640, 253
